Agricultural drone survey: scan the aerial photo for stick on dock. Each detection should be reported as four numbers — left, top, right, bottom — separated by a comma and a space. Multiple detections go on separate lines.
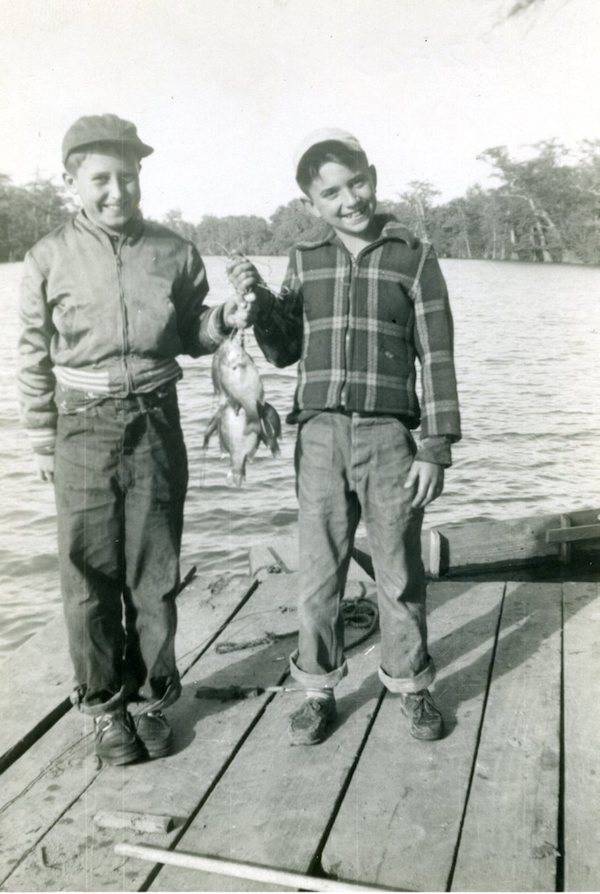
114, 842, 395, 892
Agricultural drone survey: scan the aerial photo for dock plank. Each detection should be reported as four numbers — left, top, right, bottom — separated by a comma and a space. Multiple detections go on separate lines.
149, 585, 382, 891
320, 581, 505, 891
0, 613, 75, 773
563, 581, 600, 891
451, 582, 562, 892
2, 572, 340, 892
0, 573, 255, 889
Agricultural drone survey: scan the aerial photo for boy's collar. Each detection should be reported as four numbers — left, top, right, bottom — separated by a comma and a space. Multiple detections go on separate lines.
297, 214, 414, 251
76, 209, 144, 244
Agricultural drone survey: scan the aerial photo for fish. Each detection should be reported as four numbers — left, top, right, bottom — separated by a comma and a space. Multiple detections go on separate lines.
203, 329, 281, 487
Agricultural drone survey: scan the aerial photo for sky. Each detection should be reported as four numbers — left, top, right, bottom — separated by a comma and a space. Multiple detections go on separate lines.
1, 0, 598, 221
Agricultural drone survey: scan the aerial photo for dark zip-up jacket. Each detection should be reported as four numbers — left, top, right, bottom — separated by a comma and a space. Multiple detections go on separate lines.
18, 211, 227, 455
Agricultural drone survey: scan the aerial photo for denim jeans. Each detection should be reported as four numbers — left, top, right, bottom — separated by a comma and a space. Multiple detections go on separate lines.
54, 384, 187, 715
292, 412, 435, 694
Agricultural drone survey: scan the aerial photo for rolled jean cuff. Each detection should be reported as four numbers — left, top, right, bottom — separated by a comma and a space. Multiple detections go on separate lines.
78, 686, 126, 716
378, 656, 436, 694
289, 650, 348, 689
139, 677, 182, 714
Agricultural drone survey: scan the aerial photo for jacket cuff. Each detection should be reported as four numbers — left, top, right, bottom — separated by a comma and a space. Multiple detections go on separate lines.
28, 427, 57, 457
206, 304, 232, 345
415, 436, 452, 467
253, 286, 277, 331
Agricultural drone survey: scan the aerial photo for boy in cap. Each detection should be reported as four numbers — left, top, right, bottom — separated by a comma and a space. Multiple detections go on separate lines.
228, 129, 461, 744
18, 114, 246, 765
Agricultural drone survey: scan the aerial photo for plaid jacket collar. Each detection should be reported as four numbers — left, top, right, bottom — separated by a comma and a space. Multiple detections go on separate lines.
296, 214, 414, 255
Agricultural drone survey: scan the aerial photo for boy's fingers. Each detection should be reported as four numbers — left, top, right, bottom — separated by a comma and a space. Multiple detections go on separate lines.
411, 478, 428, 508
403, 466, 417, 490
238, 274, 257, 292
226, 259, 251, 276
423, 482, 437, 507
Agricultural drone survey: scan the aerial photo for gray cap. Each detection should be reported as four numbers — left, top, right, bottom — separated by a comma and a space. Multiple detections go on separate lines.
294, 128, 364, 174
62, 113, 154, 164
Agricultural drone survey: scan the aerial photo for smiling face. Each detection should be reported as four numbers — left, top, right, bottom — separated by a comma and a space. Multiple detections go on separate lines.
63, 147, 141, 233
305, 160, 378, 240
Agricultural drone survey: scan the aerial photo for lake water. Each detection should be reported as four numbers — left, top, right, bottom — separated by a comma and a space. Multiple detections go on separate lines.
1, 256, 599, 654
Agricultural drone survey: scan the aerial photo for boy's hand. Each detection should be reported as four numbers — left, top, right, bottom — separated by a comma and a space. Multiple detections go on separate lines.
226, 257, 262, 298
224, 256, 269, 329
35, 453, 55, 484
404, 460, 444, 509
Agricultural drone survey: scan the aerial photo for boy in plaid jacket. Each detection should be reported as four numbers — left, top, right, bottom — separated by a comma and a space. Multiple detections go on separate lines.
228, 129, 461, 744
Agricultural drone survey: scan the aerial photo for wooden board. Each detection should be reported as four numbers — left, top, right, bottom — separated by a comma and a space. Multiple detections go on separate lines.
451, 582, 562, 892
0, 573, 255, 889
0, 612, 75, 774
321, 581, 505, 890
149, 587, 382, 891
2, 572, 330, 891
353, 509, 600, 578
248, 530, 297, 578
248, 529, 372, 585
563, 581, 600, 891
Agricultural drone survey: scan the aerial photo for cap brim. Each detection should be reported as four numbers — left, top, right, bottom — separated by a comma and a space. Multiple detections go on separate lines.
136, 141, 154, 158
63, 139, 154, 164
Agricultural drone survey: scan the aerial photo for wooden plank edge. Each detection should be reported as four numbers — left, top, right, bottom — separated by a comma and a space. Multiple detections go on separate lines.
0, 696, 72, 777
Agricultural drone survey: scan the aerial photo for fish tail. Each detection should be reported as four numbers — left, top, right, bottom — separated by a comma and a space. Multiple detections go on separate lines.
227, 456, 247, 488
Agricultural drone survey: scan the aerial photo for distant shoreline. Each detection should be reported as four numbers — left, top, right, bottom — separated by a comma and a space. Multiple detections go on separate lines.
3, 254, 595, 267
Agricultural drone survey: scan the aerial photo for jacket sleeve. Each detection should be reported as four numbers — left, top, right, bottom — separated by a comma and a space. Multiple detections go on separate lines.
411, 243, 461, 455
177, 242, 231, 357
253, 250, 304, 368
17, 251, 58, 456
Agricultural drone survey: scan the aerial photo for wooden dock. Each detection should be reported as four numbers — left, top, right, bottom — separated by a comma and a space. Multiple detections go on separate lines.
0, 530, 599, 891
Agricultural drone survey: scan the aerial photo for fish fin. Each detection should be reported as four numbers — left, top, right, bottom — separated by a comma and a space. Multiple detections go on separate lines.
202, 412, 221, 449
258, 402, 281, 456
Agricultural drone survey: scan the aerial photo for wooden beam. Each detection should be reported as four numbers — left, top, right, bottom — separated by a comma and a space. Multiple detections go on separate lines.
546, 523, 600, 545
321, 582, 505, 890
451, 582, 562, 891
563, 582, 600, 891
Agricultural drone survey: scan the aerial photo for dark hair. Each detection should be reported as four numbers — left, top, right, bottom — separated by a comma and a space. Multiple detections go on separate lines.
296, 141, 370, 194
64, 141, 142, 174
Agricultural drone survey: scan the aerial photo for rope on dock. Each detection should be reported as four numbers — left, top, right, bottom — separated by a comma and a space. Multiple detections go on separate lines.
214, 596, 379, 654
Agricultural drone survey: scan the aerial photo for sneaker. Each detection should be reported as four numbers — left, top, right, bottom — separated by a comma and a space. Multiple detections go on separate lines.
399, 689, 444, 740
135, 710, 174, 759
93, 708, 145, 766
289, 697, 337, 746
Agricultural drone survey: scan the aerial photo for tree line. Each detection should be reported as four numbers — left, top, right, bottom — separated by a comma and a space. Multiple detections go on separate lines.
1, 139, 599, 263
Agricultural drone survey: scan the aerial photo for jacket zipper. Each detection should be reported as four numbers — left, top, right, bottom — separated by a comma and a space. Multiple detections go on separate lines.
113, 242, 134, 393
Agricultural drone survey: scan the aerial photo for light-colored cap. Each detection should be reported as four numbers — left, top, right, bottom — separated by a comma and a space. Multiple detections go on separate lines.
294, 128, 364, 174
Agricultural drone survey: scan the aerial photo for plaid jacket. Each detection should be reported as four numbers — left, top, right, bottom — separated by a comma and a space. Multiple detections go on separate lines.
254, 216, 461, 453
